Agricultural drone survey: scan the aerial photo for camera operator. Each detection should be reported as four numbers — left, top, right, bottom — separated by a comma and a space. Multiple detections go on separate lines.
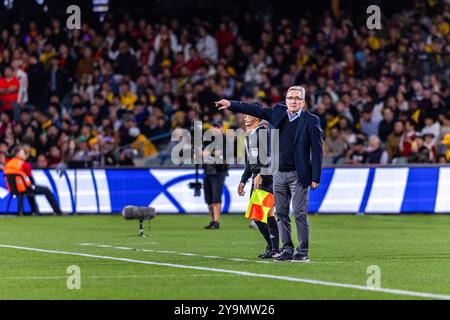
203, 120, 228, 230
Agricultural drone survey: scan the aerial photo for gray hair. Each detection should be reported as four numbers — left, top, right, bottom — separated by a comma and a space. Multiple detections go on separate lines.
287, 86, 306, 100
369, 135, 381, 145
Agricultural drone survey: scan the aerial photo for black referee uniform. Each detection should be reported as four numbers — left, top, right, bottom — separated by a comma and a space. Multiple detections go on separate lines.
241, 124, 279, 258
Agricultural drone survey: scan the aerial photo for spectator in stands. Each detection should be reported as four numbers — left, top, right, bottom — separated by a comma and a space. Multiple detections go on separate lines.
114, 41, 139, 80
196, 25, 219, 63
338, 116, 357, 145
437, 154, 448, 164
0, 110, 14, 140
46, 55, 71, 101
400, 120, 417, 157
360, 104, 380, 137
386, 121, 404, 161
423, 133, 437, 162
36, 153, 48, 168
0, 66, 19, 113
378, 108, 395, 143
153, 24, 178, 54
129, 126, 158, 157
75, 47, 95, 80
366, 135, 389, 164
408, 134, 433, 163
439, 113, 450, 141
426, 93, 446, 120
324, 126, 347, 164
215, 22, 234, 56
244, 53, 266, 89
12, 59, 28, 108
119, 82, 137, 111
421, 115, 441, 145
440, 130, 450, 159
27, 52, 46, 107
0, 150, 7, 169
346, 139, 368, 164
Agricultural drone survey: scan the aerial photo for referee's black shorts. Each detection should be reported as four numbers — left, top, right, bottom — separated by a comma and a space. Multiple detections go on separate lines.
203, 173, 226, 205
250, 174, 273, 195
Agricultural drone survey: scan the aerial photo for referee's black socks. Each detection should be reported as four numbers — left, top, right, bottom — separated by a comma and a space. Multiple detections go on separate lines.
255, 218, 279, 251
267, 216, 280, 251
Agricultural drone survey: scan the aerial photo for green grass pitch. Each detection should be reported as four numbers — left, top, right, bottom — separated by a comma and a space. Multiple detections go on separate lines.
1, 214, 450, 300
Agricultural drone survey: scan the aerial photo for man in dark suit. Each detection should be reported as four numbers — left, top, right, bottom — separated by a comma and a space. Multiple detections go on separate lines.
46, 56, 71, 101
215, 86, 323, 262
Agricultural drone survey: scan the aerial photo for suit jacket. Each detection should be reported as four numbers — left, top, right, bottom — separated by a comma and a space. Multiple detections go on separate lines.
230, 101, 323, 187
45, 68, 71, 99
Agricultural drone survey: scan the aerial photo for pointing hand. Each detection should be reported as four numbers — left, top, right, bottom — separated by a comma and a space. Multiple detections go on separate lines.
214, 99, 231, 110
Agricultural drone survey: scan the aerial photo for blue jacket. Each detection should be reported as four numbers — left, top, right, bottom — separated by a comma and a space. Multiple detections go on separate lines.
230, 101, 323, 187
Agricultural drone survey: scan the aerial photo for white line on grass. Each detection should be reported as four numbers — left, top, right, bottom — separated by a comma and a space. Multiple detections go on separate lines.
1, 244, 449, 300
0, 274, 227, 280
78, 243, 274, 264
92, 242, 159, 245
79, 243, 348, 264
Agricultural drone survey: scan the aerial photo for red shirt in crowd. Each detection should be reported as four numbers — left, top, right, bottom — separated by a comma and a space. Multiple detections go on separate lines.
0, 76, 20, 111
214, 30, 234, 55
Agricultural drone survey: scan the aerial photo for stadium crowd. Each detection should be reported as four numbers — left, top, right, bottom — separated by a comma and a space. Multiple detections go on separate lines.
0, 0, 449, 169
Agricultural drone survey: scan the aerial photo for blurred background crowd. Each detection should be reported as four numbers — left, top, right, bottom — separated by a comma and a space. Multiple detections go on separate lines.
0, 0, 449, 169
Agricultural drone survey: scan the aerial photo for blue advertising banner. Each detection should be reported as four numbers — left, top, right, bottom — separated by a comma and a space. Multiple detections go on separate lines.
1, 167, 450, 214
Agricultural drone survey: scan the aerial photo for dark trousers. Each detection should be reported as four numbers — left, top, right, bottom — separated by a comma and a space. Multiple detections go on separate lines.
27, 185, 63, 215
273, 171, 309, 255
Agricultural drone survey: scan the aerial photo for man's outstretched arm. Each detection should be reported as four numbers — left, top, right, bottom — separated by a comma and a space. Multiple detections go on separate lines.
215, 99, 273, 122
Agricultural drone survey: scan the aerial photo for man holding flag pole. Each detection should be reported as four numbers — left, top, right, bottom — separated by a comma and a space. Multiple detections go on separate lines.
238, 114, 280, 259
215, 86, 323, 262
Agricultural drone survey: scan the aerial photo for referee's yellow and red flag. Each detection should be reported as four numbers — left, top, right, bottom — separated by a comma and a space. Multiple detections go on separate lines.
245, 189, 275, 223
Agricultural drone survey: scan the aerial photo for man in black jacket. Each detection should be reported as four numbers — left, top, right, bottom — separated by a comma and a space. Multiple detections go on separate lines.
27, 53, 46, 108
215, 86, 323, 262
46, 56, 71, 101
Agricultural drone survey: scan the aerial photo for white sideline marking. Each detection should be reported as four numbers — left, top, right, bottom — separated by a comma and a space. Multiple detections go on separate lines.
1, 274, 226, 280
78, 243, 274, 264
1, 244, 449, 300
106, 242, 159, 245
79, 243, 347, 264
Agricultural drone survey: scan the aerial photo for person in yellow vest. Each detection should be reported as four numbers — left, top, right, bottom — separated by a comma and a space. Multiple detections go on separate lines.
129, 127, 158, 157
3, 147, 63, 215
119, 82, 138, 111
441, 133, 450, 160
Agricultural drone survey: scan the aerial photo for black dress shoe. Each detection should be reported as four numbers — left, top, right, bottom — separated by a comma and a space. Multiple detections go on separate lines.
292, 254, 310, 262
273, 250, 293, 261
